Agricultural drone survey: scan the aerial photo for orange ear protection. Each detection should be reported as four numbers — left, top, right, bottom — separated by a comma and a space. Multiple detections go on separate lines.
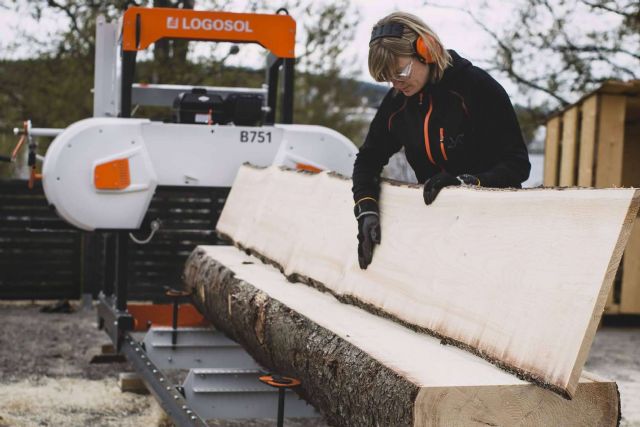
370, 22, 435, 63
413, 37, 433, 63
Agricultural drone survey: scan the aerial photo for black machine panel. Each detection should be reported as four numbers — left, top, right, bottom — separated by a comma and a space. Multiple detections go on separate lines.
173, 88, 264, 126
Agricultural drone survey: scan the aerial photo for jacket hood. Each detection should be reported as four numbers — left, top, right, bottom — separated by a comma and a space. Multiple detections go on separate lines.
434, 50, 472, 88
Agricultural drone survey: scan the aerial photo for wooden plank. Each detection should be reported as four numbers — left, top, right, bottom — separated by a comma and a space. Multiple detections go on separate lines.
546, 81, 640, 122
544, 117, 562, 186
621, 220, 640, 313
559, 107, 579, 186
577, 95, 599, 187
217, 165, 640, 398
595, 95, 627, 187
185, 246, 620, 426
118, 372, 149, 394
597, 80, 640, 96
620, 117, 640, 313
596, 95, 630, 311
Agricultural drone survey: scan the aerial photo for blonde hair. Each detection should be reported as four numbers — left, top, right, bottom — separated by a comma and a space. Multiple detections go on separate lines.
368, 12, 451, 84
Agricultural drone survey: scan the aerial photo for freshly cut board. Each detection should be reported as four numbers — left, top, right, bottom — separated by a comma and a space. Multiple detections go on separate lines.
217, 165, 640, 398
184, 246, 621, 426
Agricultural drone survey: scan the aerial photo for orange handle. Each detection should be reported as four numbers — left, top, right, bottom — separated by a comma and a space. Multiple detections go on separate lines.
28, 168, 42, 190
11, 134, 26, 161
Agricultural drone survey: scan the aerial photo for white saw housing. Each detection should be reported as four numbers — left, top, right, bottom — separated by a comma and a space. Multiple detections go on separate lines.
42, 118, 357, 231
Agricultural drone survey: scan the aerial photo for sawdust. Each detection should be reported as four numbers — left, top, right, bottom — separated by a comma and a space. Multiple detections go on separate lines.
0, 377, 168, 427
0, 302, 329, 427
0, 302, 168, 427
0, 302, 124, 383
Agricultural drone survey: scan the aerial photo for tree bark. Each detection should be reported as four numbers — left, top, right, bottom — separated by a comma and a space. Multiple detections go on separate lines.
184, 246, 621, 427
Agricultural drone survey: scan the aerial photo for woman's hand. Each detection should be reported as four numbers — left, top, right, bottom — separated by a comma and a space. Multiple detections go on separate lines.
354, 198, 381, 269
357, 215, 381, 269
423, 172, 480, 205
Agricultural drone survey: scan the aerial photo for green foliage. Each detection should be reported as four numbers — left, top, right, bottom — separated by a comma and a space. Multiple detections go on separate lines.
0, 57, 92, 128
0, 56, 95, 178
289, 0, 368, 140
0, 0, 369, 179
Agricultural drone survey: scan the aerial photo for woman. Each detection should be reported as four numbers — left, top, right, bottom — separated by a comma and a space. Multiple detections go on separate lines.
353, 12, 530, 269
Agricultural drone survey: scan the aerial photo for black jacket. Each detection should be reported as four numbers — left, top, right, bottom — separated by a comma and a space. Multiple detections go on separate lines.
352, 50, 531, 202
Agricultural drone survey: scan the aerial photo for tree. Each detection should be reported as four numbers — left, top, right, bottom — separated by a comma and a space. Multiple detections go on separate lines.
0, 0, 368, 146
428, 0, 639, 108
284, 0, 368, 142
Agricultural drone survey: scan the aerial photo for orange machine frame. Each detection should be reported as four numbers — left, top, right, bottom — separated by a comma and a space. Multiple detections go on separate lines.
127, 303, 208, 331
122, 7, 296, 58
119, 7, 296, 124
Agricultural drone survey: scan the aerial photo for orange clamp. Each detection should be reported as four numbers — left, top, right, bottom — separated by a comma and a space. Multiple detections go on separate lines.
259, 375, 301, 388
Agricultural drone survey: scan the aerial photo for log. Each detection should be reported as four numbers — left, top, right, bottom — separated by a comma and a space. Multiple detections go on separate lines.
184, 246, 621, 427
215, 165, 640, 398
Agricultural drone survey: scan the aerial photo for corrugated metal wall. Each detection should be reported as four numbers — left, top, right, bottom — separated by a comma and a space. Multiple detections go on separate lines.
0, 181, 229, 301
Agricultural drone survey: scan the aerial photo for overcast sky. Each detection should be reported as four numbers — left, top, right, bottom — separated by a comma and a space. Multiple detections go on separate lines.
0, 1, 508, 85
348, 1, 502, 78
0, 0, 631, 108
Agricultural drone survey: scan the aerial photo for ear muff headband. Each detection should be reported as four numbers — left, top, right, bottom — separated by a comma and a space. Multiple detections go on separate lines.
370, 22, 434, 63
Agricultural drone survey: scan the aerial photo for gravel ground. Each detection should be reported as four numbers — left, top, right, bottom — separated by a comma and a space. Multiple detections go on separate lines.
0, 301, 638, 426
0, 302, 329, 427
0, 301, 169, 427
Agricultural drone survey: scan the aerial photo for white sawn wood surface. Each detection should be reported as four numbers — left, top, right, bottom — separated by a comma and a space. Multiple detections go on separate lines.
217, 165, 639, 397
197, 245, 620, 425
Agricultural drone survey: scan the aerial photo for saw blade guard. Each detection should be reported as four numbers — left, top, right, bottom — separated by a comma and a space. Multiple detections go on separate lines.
42, 118, 158, 231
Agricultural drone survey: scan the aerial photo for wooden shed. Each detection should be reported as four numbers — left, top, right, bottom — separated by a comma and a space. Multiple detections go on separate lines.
544, 80, 640, 314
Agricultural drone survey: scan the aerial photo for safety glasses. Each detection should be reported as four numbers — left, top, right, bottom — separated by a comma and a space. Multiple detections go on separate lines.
391, 59, 413, 82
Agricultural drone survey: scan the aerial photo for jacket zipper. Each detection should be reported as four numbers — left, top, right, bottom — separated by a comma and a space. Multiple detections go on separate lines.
423, 95, 436, 166
439, 128, 448, 161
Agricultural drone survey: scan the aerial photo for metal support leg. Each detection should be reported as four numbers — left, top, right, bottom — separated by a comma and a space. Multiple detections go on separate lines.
166, 289, 193, 349
97, 232, 116, 330
259, 374, 302, 425
115, 231, 129, 312
104, 232, 115, 298
97, 231, 133, 351
277, 388, 285, 427
172, 297, 179, 347
282, 58, 294, 124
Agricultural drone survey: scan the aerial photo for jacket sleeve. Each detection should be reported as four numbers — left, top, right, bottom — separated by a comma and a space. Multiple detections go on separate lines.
471, 71, 531, 188
352, 91, 403, 202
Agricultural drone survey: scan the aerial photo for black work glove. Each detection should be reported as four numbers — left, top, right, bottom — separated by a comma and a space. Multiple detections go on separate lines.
423, 172, 480, 205
354, 198, 381, 270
